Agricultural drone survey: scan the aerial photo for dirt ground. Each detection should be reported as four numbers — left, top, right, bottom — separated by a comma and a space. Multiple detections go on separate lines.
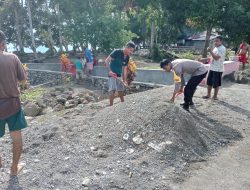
0, 81, 250, 190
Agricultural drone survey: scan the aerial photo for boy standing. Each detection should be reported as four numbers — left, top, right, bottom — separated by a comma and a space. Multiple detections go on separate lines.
105, 41, 135, 106
0, 30, 28, 175
73, 54, 83, 82
201, 36, 226, 100
84, 47, 94, 78
160, 58, 207, 111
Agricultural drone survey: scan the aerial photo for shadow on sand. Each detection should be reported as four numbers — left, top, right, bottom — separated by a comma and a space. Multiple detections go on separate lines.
6, 176, 23, 190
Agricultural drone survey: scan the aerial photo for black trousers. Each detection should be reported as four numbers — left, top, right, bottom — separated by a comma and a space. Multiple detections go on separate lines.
183, 72, 207, 108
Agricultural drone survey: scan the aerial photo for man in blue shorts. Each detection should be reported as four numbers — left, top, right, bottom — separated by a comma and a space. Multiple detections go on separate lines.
0, 30, 28, 176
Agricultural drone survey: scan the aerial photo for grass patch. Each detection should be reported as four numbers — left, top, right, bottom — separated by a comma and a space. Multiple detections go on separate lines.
21, 87, 46, 102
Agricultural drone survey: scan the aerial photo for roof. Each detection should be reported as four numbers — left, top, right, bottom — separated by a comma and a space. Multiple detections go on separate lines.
187, 31, 219, 41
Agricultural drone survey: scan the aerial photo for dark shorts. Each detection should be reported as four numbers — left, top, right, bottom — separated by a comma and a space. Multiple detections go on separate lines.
207, 70, 223, 88
0, 109, 28, 138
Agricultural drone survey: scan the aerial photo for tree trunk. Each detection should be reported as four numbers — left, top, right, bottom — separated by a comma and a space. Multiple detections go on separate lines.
202, 25, 213, 58
26, 0, 37, 59
45, 1, 56, 55
150, 21, 155, 50
55, 4, 64, 52
13, 4, 24, 53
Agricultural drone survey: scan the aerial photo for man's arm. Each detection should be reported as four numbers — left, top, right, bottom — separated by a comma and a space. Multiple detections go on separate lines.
105, 56, 112, 72
122, 66, 128, 83
198, 58, 210, 64
208, 47, 221, 60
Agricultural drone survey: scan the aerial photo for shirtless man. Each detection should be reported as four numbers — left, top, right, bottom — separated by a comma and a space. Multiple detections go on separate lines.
237, 40, 250, 70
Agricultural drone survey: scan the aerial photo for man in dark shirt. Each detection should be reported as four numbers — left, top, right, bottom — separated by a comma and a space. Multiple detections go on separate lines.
0, 30, 28, 176
105, 41, 135, 106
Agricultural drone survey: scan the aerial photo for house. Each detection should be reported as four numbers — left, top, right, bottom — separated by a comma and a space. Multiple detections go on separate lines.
184, 31, 219, 50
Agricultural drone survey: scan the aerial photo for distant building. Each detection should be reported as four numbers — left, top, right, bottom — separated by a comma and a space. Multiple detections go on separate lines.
184, 31, 219, 50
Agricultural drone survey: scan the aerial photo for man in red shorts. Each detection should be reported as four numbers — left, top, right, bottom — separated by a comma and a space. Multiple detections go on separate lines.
237, 40, 250, 70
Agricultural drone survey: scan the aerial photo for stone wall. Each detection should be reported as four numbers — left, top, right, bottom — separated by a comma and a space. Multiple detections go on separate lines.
28, 69, 72, 87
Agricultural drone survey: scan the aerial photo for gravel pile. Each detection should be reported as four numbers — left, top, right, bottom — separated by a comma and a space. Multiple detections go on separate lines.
0, 86, 243, 190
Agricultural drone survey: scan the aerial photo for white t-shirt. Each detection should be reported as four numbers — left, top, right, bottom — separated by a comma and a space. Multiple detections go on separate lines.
210, 45, 226, 72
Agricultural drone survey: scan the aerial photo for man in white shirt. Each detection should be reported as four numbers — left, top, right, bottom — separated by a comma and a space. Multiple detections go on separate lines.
202, 36, 226, 100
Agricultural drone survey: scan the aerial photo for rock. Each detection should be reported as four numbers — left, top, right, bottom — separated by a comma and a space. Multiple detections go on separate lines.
56, 96, 67, 104
54, 104, 64, 112
40, 107, 53, 115
132, 135, 144, 145
92, 150, 108, 158
135, 85, 140, 90
123, 134, 130, 141
55, 87, 65, 92
23, 100, 29, 106
147, 141, 172, 152
85, 94, 96, 102
90, 146, 98, 151
82, 177, 91, 187
126, 148, 135, 154
74, 104, 85, 113
98, 133, 103, 138
36, 99, 46, 108
65, 101, 75, 109
55, 91, 62, 96
95, 170, 107, 176
24, 102, 42, 117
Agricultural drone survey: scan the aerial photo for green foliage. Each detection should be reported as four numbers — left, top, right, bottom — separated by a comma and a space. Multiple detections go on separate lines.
150, 44, 161, 61
21, 87, 46, 102
0, 0, 249, 54
176, 52, 195, 60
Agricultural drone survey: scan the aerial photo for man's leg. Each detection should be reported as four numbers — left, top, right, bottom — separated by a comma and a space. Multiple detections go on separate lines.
118, 91, 125, 103
213, 87, 219, 100
109, 91, 115, 106
10, 130, 23, 176
183, 84, 193, 110
184, 74, 206, 110
206, 85, 212, 97
0, 121, 6, 168
203, 71, 213, 98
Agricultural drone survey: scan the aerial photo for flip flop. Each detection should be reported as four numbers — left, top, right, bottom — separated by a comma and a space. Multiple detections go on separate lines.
202, 95, 210, 99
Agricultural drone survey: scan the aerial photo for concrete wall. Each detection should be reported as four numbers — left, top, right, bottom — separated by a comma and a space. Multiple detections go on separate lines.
26, 63, 175, 85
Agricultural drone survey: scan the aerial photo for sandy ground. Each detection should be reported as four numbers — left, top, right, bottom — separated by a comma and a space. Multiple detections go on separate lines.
0, 81, 250, 190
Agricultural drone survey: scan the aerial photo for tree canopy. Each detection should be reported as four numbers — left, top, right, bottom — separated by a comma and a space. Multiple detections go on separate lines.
0, 0, 249, 55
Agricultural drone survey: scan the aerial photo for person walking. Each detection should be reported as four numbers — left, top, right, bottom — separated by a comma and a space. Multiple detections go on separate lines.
0, 30, 28, 176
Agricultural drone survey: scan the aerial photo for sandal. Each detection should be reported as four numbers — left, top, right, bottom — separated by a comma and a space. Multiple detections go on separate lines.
202, 95, 210, 99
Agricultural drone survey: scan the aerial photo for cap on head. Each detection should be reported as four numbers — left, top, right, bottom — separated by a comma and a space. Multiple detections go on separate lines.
126, 41, 136, 49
